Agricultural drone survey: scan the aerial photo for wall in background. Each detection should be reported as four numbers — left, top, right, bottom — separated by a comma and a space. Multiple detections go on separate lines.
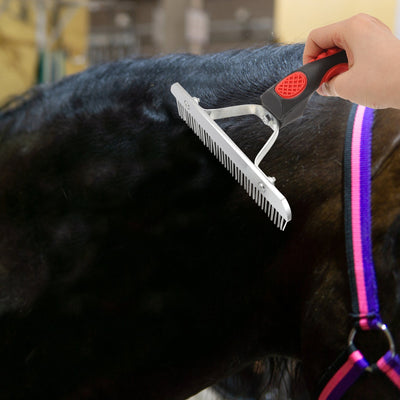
274, 0, 397, 43
0, 1, 88, 105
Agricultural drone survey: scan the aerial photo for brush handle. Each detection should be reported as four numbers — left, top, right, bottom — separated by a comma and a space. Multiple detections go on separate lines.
260, 48, 348, 127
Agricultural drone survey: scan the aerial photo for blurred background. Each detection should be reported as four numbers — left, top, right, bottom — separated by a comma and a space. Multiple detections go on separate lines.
0, 0, 399, 104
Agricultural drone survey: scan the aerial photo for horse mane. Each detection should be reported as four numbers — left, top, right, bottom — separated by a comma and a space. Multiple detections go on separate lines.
0, 43, 305, 128
214, 357, 308, 400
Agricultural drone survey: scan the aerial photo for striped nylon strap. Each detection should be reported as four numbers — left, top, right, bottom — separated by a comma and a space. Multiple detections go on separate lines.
318, 104, 400, 400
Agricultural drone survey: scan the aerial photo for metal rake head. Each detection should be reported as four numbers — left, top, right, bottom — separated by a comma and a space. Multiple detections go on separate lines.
171, 83, 291, 230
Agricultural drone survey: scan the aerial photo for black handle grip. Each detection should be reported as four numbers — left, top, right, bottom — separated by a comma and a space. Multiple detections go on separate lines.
260, 49, 348, 127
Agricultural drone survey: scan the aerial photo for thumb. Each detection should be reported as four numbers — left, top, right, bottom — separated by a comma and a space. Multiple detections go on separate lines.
316, 70, 352, 100
317, 77, 340, 97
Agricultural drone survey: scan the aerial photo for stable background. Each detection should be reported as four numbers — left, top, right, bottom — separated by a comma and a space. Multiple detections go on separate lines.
0, 0, 398, 105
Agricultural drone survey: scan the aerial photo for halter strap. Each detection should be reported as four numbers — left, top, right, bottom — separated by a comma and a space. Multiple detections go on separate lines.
318, 104, 400, 399
343, 105, 381, 329
318, 346, 369, 400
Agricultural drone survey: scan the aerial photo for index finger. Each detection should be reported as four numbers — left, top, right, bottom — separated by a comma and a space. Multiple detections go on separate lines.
303, 22, 344, 64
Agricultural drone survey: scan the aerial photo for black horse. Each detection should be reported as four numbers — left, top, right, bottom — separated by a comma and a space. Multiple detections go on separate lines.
0, 43, 398, 399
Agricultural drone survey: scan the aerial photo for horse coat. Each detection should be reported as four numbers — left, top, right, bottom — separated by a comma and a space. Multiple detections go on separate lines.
0, 43, 398, 399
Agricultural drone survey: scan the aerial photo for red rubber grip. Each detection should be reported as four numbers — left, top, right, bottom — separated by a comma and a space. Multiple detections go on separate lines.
275, 71, 307, 99
261, 48, 348, 126
310, 47, 343, 62
310, 47, 349, 84
320, 63, 348, 84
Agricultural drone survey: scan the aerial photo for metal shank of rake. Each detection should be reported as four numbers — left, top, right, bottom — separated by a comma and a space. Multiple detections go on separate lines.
205, 103, 280, 167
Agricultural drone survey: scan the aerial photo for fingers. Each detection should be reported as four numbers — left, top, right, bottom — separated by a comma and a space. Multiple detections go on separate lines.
303, 21, 345, 64
303, 14, 392, 64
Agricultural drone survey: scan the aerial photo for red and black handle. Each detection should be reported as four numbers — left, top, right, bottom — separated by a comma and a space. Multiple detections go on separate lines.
260, 48, 348, 127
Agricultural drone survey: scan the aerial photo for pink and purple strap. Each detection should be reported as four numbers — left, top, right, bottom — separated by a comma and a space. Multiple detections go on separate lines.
344, 105, 380, 330
377, 351, 400, 390
318, 104, 400, 399
318, 348, 369, 400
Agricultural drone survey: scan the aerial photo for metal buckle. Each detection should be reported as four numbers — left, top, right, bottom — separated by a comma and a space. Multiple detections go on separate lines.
348, 322, 396, 373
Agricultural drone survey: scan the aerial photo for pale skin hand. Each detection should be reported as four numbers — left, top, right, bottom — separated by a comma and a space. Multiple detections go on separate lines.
303, 13, 400, 109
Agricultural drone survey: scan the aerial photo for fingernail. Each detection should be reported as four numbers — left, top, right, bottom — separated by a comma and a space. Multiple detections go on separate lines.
319, 82, 329, 96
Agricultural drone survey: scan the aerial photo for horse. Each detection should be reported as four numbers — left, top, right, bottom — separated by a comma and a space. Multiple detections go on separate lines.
0, 43, 398, 399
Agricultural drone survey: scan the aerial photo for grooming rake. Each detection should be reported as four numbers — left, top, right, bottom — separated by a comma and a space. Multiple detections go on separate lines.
171, 49, 348, 230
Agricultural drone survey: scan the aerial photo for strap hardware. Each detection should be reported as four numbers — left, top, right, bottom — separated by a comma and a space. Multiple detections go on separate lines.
348, 322, 396, 372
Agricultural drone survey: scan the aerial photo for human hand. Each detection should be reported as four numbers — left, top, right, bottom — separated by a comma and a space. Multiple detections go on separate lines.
303, 13, 400, 109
